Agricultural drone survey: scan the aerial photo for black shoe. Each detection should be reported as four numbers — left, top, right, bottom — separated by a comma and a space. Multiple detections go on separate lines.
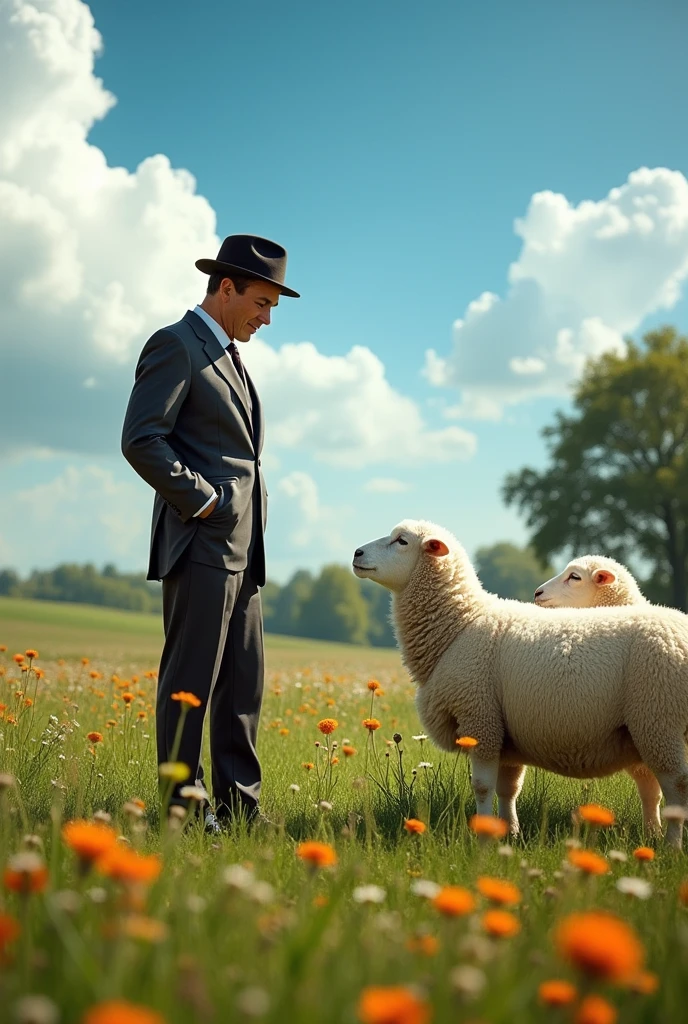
204, 811, 224, 836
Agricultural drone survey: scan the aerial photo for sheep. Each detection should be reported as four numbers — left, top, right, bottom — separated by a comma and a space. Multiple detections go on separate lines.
534, 555, 648, 609
352, 520, 688, 848
534, 555, 660, 835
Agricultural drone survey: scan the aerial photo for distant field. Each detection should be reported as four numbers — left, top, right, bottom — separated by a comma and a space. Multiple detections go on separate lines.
0, 595, 401, 673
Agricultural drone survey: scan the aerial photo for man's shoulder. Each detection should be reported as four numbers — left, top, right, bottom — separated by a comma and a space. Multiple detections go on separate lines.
155, 311, 199, 343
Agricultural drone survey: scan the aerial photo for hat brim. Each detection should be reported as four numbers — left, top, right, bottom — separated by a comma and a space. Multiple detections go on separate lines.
195, 258, 300, 299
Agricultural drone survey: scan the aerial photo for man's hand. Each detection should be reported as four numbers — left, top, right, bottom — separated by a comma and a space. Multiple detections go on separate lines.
198, 495, 219, 519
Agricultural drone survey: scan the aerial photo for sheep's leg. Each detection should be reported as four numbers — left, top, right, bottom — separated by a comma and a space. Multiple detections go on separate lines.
631, 734, 688, 848
469, 754, 500, 819
496, 763, 526, 835
653, 767, 688, 849
625, 764, 662, 837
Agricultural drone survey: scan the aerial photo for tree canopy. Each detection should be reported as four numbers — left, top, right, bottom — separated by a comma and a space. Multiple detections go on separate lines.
503, 326, 688, 609
474, 542, 553, 601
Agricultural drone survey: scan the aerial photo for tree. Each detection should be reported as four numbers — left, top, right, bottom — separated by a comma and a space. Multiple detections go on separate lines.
358, 578, 396, 646
474, 542, 553, 601
265, 570, 314, 636
298, 564, 370, 645
503, 327, 688, 609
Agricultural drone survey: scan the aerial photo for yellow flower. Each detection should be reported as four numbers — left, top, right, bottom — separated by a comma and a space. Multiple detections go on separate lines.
158, 762, 190, 783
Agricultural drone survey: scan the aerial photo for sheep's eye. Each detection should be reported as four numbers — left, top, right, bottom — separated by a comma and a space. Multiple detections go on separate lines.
395, 536, 408, 546
569, 573, 581, 581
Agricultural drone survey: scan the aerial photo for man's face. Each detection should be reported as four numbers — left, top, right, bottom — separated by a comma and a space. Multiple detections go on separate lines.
220, 278, 281, 343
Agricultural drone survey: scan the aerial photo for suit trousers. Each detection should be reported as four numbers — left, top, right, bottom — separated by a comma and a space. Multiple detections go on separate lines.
156, 551, 264, 819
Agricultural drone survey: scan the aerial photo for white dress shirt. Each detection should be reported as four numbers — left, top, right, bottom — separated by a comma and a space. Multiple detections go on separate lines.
191, 305, 232, 517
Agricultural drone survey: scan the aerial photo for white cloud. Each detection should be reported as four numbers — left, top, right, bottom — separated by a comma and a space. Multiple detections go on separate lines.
363, 478, 411, 493
0, 463, 149, 571
425, 168, 688, 418
244, 340, 476, 466
275, 471, 346, 549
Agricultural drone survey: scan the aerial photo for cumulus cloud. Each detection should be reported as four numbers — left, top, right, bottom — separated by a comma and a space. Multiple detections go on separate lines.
0, 0, 476, 473
425, 168, 688, 418
275, 471, 346, 549
244, 341, 476, 466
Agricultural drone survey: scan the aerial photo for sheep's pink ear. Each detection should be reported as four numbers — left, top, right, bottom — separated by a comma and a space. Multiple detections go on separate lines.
593, 569, 616, 587
423, 538, 449, 557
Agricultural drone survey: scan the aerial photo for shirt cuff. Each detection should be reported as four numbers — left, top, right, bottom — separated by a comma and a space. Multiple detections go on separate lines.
192, 491, 218, 517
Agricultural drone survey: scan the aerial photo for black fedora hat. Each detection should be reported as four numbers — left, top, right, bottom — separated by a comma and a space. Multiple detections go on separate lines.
195, 234, 300, 298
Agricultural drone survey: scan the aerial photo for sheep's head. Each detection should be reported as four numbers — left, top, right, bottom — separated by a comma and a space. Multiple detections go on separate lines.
534, 555, 628, 608
352, 520, 451, 592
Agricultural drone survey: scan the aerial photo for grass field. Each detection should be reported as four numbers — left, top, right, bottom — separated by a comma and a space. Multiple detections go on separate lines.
0, 598, 687, 1023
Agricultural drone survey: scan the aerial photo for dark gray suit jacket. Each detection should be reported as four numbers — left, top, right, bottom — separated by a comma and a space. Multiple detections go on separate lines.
121, 310, 267, 585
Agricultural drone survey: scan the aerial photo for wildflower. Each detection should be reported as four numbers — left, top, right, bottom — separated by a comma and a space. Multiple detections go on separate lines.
158, 762, 190, 783
0, 912, 20, 949
554, 911, 644, 983
3, 852, 49, 894
318, 800, 333, 811
567, 849, 609, 875
538, 980, 578, 1006
289, 784, 300, 793
432, 885, 476, 917
575, 994, 617, 1024
481, 909, 520, 938
633, 846, 655, 862
25, 648, 39, 661
236, 988, 270, 1017
12, 995, 59, 1024
122, 915, 168, 943
296, 841, 337, 869
342, 744, 357, 757
608, 850, 627, 863
362, 718, 381, 731
179, 785, 210, 803
629, 970, 659, 995
171, 691, 202, 708
411, 879, 441, 899
578, 804, 615, 827
121, 693, 135, 705
357, 985, 431, 1024
279, 727, 289, 736
616, 877, 652, 900
96, 848, 162, 886
404, 819, 426, 835
476, 876, 521, 906
87, 732, 103, 744
417, 761, 433, 769
367, 680, 380, 691
223, 864, 255, 891
449, 964, 486, 997
82, 1000, 166, 1024
412, 734, 428, 742
123, 802, 145, 819
12, 654, 24, 665
62, 821, 118, 864
301, 761, 315, 771
406, 934, 439, 957
353, 885, 387, 904
661, 804, 687, 822
456, 736, 478, 750
317, 718, 338, 735
81, 658, 90, 666
469, 815, 508, 840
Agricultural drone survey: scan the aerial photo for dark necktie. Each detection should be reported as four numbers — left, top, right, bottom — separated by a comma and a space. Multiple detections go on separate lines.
228, 342, 247, 389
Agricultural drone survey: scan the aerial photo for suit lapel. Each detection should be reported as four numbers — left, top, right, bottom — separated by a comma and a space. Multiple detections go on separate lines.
244, 369, 264, 453
185, 311, 254, 444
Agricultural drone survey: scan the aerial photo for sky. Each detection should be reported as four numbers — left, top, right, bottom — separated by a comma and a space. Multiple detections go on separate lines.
1, 0, 688, 582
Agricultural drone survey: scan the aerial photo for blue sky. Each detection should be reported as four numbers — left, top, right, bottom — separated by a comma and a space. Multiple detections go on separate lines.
1, 0, 688, 581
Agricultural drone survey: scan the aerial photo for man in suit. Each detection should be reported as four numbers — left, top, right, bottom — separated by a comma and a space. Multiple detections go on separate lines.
122, 235, 299, 831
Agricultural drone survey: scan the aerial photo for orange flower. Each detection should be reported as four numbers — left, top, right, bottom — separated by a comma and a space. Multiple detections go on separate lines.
629, 970, 659, 995
367, 680, 380, 691
87, 731, 103, 744
96, 848, 162, 886
279, 727, 289, 736
81, 658, 90, 666
633, 846, 655, 862
122, 915, 168, 943
302, 762, 315, 771
554, 911, 644, 984
476, 876, 521, 906
432, 886, 476, 917
296, 841, 337, 869
578, 804, 615, 827
24, 649, 39, 660
0, 645, 6, 652
121, 693, 135, 705
12, 654, 24, 665
575, 994, 617, 1024
469, 815, 508, 839
567, 850, 609, 875
317, 718, 338, 735
171, 691, 202, 708
456, 736, 478, 749
0, 912, 20, 949
362, 718, 381, 731
357, 985, 431, 1024
82, 1000, 166, 1024
342, 744, 357, 757
538, 980, 578, 1006
406, 934, 439, 957
404, 819, 426, 835
63, 821, 118, 863
481, 909, 520, 938
3, 852, 49, 894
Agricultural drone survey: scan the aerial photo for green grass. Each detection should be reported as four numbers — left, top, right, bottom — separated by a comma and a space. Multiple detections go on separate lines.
0, 602, 686, 1023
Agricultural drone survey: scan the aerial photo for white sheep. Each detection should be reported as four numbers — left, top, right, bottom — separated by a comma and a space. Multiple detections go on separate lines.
535, 555, 648, 609
352, 520, 688, 848
535, 554, 660, 835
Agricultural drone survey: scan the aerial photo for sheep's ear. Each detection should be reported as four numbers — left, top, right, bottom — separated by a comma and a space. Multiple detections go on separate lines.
593, 569, 616, 587
423, 538, 450, 557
